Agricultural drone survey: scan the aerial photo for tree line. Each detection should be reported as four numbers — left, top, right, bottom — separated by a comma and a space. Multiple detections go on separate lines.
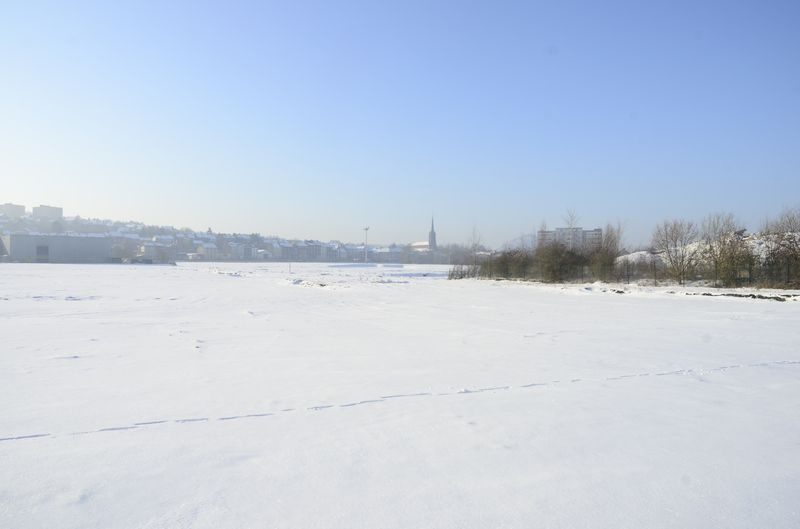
450, 208, 800, 288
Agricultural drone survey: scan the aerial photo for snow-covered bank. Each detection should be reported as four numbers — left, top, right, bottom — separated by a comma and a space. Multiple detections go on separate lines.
2, 263, 799, 528
488, 278, 800, 301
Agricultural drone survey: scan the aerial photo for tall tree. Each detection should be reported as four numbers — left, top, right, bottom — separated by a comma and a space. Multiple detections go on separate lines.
701, 213, 741, 286
767, 207, 800, 282
652, 220, 699, 285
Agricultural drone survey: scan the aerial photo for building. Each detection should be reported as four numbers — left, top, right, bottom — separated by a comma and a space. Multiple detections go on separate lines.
321, 242, 345, 262
0, 203, 25, 218
372, 244, 405, 263
31, 205, 63, 220
583, 228, 603, 250
138, 242, 176, 264
410, 241, 431, 252
537, 227, 603, 253
412, 218, 439, 253
1, 233, 112, 263
111, 234, 143, 261
197, 242, 219, 260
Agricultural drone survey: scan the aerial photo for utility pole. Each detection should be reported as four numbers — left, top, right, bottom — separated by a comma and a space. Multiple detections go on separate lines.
363, 227, 369, 263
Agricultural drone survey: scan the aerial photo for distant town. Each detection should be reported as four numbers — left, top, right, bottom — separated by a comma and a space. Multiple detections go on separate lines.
0, 202, 503, 265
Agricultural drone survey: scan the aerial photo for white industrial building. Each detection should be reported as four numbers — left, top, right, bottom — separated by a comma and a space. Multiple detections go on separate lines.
0, 203, 25, 218
1, 233, 112, 263
31, 205, 63, 220
537, 227, 603, 252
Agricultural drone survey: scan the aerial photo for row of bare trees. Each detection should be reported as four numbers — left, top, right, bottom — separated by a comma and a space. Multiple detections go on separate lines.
457, 207, 800, 287
761, 209, 800, 285
472, 223, 624, 282
651, 209, 799, 286
651, 216, 752, 286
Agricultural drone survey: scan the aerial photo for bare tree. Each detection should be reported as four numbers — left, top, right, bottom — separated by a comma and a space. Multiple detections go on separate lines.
591, 222, 623, 281
536, 220, 548, 249
701, 213, 742, 286
563, 209, 579, 229
652, 220, 699, 285
759, 216, 782, 282
766, 207, 800, 283
776, 208, 800, 257
534, 241, 585, 282
468, 226, 482, 267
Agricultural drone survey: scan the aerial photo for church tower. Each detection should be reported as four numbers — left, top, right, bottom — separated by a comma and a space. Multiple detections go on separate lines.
428, 217, 437, 251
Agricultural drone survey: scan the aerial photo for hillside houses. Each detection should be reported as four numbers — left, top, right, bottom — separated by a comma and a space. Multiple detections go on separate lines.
0, 203, 452, 264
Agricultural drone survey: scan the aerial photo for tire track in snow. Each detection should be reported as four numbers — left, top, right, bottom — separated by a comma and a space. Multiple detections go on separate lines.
2, 359, 799, 444
0, 433, 50, 442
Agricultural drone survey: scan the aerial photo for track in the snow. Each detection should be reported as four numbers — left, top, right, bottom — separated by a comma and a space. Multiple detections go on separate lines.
2, 359, 798, 444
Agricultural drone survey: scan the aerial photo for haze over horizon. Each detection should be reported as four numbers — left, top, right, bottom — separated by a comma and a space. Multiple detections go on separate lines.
2, 1, 798, 248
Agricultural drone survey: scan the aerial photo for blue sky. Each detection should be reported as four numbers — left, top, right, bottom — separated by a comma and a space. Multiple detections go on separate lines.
1, 1, 798, 247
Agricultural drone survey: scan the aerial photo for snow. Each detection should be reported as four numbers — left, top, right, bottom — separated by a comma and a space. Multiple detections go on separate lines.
1, 262, 799, 528
616, 249, 660, 264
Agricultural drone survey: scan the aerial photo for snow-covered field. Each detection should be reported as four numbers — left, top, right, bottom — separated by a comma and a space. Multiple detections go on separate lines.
2, 262, 799, 528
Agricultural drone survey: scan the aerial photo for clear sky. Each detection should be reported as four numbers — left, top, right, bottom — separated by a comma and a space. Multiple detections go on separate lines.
1, 1, 798, 247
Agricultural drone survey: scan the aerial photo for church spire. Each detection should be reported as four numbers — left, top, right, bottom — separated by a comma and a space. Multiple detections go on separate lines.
428, 216, 437, 251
